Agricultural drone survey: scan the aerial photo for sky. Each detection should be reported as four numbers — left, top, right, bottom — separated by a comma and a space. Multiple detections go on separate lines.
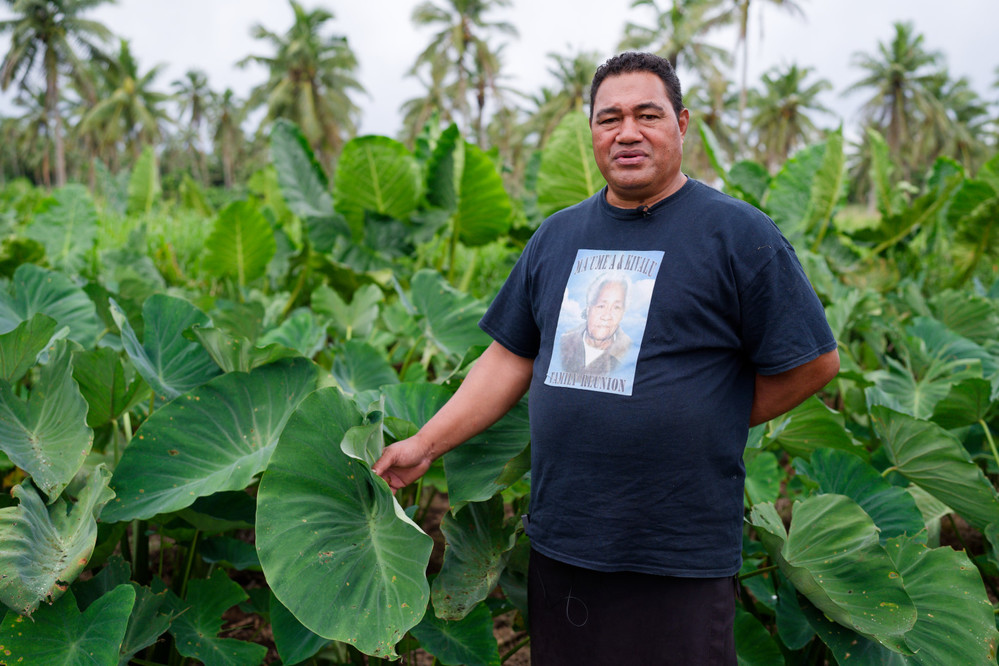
0, 0, 997, 137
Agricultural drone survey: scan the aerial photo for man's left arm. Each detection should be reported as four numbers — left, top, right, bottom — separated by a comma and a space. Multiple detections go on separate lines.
749, 348, 840, 426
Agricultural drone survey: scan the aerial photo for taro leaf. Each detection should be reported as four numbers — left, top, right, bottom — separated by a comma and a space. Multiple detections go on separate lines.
333, 135, 422, 233
200, 536, 261, 570
928, 290, 999, 346
332, 339, 399, 395
380, 382, 453, 429
0, 465, 114, 615
410, 600, 501, 666
312, 283, 383, 341
410, 270, 489, 360
766, 141, 825, 237
444, 399, 531, 513
797, 593, 908, 666
871, 406, 999, 531
452, 142, 512, 247
270, 594, 331, 666
775, 580, 814, 651
744, 449, 781, 507
767, 395, 861, 461
258, 308, 327, 359
804, 448, 925, 544
930, 377, 995, 429
865, 356, 969, 421
734, 607, 784, 666
25, 184, 99, 275
537, 111, 604, 218
189, 325, 301, 374
110, 294, 221, 403
164, 569, 267, 666
126, 146, 161, 216
727, 160, 770, 208
256, 387, 433, 659
101, 357, 320, 523
72, 347, 149, 428
0, 585, 134, 665
341, 406, 388, 469
0, 312, 57, 383
72, 553, 131, 610
432, 495, 520, 621
202, 200, 277, 287
0, 263, 101, 348
270, 118, 333, 219
118, 584, 174, 666
884, 535, 999, 666
749, 496, 916, 652
0, 339, 92, 501
426, 123, 462, 212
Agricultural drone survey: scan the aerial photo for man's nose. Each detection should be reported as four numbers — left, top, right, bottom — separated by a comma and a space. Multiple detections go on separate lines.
617, 115, 641, 142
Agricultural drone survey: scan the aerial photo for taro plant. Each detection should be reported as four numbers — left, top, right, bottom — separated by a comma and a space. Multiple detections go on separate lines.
1, 119, 998, 665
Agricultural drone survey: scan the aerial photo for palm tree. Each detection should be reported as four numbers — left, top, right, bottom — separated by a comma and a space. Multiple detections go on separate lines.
409, 0, 518, 146
845, 21, 944, 182
619, 0, 732, 84
0, 0, 113, 186
80, 39, 171, 165
209, 88, 247, 189
172, 68, 211, 182
918, 73, 990, 175
747, 63, 832, 170
399, 56, 454, 147
239, 0, 363, 169
526, 49, 601, 149
727, 0, 805, 156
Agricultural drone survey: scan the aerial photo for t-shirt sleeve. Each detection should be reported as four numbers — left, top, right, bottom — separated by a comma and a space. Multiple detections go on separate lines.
739, 243, 837, 375
479, 245, 541, 359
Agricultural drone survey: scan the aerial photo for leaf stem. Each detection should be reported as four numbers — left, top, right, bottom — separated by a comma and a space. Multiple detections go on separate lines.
739, 564, 778, 581
980, 419, 999, 473
501, 634, 531, 663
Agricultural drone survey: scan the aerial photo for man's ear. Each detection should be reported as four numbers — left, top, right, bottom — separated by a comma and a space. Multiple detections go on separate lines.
678, 108, 690, 139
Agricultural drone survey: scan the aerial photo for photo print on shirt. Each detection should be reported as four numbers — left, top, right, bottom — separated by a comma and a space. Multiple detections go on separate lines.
545, 249, 663, 396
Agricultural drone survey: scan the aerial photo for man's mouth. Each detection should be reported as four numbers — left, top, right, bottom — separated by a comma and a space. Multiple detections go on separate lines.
614, 151, 646, 165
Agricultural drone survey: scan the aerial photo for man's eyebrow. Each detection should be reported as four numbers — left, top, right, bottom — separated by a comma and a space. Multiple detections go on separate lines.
594, 101, 667, 117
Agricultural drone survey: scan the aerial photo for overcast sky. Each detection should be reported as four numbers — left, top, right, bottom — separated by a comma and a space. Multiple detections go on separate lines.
1, 0, 996, 137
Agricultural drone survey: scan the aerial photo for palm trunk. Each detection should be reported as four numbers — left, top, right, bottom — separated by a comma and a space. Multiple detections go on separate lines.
46, 49, 67, 187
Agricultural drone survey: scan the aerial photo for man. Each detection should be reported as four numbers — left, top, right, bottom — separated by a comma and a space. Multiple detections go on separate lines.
373, 52, 839, 664
559, 272, 632, 375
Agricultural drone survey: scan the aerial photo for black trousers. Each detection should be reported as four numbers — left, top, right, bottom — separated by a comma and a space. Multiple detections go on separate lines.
528, 548, 737, 665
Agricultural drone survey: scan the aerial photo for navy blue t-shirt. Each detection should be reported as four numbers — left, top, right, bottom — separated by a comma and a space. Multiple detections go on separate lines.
479, 178, 837, 577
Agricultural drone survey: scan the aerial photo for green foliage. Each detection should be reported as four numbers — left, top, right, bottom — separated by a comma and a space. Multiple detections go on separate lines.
1, 124, 998, 665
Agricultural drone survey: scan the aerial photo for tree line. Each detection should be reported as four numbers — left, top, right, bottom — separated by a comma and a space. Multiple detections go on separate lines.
1, 0, 997, 204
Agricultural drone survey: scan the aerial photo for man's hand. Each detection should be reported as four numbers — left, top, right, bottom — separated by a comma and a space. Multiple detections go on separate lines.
372, 435, 434, 492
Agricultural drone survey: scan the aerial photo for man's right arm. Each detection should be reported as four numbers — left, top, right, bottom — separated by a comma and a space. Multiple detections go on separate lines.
371, 340, 534, 491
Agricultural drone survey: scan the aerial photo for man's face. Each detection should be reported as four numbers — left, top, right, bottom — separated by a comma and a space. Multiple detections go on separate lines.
585, 282, 627, 344
590, 71, 689, 208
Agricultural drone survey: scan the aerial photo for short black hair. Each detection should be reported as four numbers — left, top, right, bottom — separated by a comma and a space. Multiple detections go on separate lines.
589, 52, 684, 119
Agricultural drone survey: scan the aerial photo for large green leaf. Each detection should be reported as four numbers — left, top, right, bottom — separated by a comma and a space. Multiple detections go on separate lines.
871, 406, 999, 530
0, 263, 101, 348
749, 496, 916, 652
110, 295, 221, 403
270, 118, 333, 219
803, 448, 925, 544
164, 569, 267, 666
0, 339, 92, 501
331, 339, 399, 395
426, 124, 463, 212
536, 111, 605, 217
126, 146, 161, 216
767, 395, 861, 461
333, 135, 422, 233
734, 608, 784, 666
930, 377, 996, 429
102, 357, 321, 522
802, 128, 846, 249
270, 594, 331, 666
0, 312, 57, 383
410, 600, 501, 666
72, 347, 149, 428
256, 387, 433, 659
312, 283, 383, 341
410, 270, 490, 360
444, 399, 531, 512
452, 142, 512, 246
798, 593, 908, 666
258, 308, 327, 359
202, 200, 277, 287
432, 495, 520, 621
0, 465, 114, 615
744, 449, 782, 507
188, 325, 301, 374
118, 584, 174, 666
885, 535, 999, 665
25, 184, 98, 275
0, 585, 134, 665
766, 141, 825, 237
